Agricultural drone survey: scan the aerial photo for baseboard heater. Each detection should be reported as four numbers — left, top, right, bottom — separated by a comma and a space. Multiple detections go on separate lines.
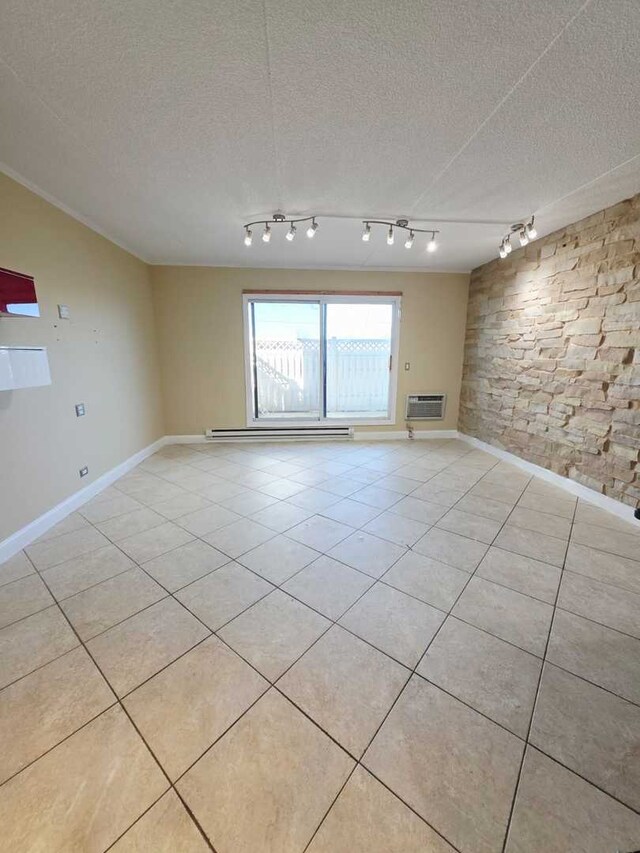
205, 426, 354, 441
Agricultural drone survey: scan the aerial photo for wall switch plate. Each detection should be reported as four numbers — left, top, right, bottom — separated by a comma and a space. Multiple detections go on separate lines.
404, 362, 411, 370
75, 403, 85, 417
58, 304, 70, 319
79, 466, 89, 478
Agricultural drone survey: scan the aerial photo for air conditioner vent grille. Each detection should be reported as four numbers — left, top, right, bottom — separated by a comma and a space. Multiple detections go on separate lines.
405, 394, 446, 420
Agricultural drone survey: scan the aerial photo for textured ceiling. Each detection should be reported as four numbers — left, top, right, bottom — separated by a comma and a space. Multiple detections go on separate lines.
1, 0, 639, 271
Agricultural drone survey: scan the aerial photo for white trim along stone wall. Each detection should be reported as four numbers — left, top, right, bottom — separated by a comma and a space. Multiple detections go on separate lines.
459, 194, 640, 508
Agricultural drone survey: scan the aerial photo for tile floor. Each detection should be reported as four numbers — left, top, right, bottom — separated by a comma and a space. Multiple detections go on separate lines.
1, 437, 639, 852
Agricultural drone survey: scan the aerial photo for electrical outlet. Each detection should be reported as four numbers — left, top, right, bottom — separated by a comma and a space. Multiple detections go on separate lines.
58, 304, 70, 319
79, 466, 89, 478
404, 362, 411, 371
75, 403, 85, 417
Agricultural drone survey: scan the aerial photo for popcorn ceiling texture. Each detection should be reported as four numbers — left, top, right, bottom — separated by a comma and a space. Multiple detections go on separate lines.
459, 194, 640, 508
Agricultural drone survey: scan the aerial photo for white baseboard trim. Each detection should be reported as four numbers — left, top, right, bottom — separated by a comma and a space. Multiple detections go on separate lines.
0, 436, 168, 564
458, 432, 638, 524
353, 429, 459, 441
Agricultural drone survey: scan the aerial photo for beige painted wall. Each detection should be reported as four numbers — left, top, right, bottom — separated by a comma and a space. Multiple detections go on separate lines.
0, 173, 164, 539
150, 266, 469, 435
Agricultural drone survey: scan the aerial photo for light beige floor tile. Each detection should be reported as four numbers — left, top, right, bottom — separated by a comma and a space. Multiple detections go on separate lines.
0, 647, 114, 783
363, 510, 429, 547
178, 689, 353, 853
0, 705, 168, 853
287, 515, 355, 551
124, 635, 267, 779
574, 501, 640, 535
178, 471, 225, 493
60, 567, 166, 640
97, 507, 166, 542
111, 790, 210, 852
219, 590, 330, 681
250, 501, 313, 532
41, 545, 135, 600
418, 617, 541, 737
436, 508, 502, 545
203, 517, 276, 558
507, 506, 571, 541
352, 485, 403, 509
79, 494, 143, 524
328, 531, 406, 578
33, 512, 92, 543
469, 480, 523, 506
476, 546, 561, 604
340, 583, 444, 667
259, 478, 308, 499
413, 527, 488, 572
493, 525, 566, 568
0, 573, 53, 629
175, 505, 242, 537
319, 497, 383, 527
176, 562, 273, 630
87, 598, 209, 696
530, 663, 640, 811
374, 474, 423, 495
118, 522, 194, 563
129, 481, 189, 507
282, 555, 373, 620
547, 610, 640, 705
286, 487, 343, 512
237, 535, 319, 584
558, 570, 640, 638
142, 539, 229, 591
220, 490, 279, 516
0, 606, 78, 689
364, 677, 524, 853
197, 481, 249, 503
149, 491, 213, 520
0, 551, 35, 587
279, 626, 408, 757
308, 766, 455, 853
25, 526, 110, 571
571, 521, 640, 561
316, 475, 363, 497
382, 551, 468, 611
388, 495, 449, 525
565, 542, 640, 594
455, 493, 513, 523
505, 748, 640, 853
516, 489, 575, 519
453, 576, 553, 657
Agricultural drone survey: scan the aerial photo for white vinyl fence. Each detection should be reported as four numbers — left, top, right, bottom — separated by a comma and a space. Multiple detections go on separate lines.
255, 338, 390, 416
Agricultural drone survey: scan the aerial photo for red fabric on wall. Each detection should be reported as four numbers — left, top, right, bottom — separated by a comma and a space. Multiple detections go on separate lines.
0, 267, 37, 313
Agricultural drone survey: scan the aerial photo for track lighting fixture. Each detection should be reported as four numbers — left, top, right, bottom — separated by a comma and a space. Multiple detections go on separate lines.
498, 217, 537, 259
243, 214, 441, 253
361, 219, 440, 252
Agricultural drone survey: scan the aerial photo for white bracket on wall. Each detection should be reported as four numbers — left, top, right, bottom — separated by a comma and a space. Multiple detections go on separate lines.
0, 347, 51, 391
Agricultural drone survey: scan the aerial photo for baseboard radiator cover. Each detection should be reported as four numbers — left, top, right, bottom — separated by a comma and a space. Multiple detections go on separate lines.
204, 426, 354, 441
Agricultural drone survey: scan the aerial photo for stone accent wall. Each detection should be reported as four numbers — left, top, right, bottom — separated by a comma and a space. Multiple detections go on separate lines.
459, 194, 640, 508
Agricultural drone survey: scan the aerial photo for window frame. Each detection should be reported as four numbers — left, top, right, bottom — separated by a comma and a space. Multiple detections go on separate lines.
242, 292, 401, 427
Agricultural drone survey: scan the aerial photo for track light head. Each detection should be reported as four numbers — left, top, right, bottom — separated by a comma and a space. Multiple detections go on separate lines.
426, 232, 437, 253
404, 231, 415, 249
504, 236, 512, 254
519, 229, 529, 247
244, 227, 253, 247
306, 219, 318, 239
499, 242, 508, 259
262, 224, 271, 243
362, 223, 371, 242
387, 226, 394, 246
526, 217, 537, 240
286, 224, 296, 241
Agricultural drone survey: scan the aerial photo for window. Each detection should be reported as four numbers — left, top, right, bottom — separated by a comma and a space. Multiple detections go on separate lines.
243, 293, 401, 425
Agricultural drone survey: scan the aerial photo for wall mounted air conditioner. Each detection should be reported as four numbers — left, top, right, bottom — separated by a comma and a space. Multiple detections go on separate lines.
405, 393, 446, 420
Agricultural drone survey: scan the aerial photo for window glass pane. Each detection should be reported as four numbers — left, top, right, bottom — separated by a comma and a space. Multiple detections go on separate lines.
325, 303, 393, 419
252, 301, 321, 419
